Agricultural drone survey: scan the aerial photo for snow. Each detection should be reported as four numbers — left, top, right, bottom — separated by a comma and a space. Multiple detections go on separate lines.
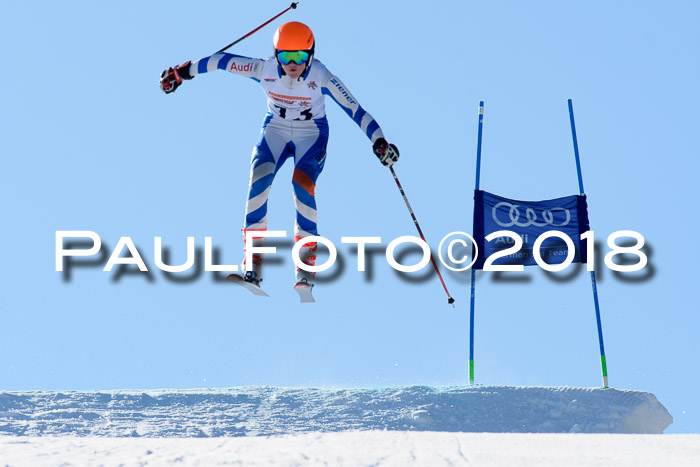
2, 432, 700, 466
0, 386, 673, 436
0, 385, 691, 465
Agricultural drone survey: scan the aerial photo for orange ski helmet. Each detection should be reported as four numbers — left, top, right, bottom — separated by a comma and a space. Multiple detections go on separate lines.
273, 22, 315, 76
273, 21, 314, 51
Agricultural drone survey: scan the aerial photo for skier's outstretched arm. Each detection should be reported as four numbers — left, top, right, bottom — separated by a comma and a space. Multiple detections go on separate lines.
159, 53, 265, 93
321, 71, 399, 167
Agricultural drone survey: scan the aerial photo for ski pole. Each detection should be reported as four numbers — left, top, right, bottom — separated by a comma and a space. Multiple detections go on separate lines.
216, 2, 299, 54
389, 166, 455, 307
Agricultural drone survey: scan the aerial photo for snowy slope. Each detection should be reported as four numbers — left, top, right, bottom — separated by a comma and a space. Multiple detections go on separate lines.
0, 386, 672, 437
3, 432, 700, 467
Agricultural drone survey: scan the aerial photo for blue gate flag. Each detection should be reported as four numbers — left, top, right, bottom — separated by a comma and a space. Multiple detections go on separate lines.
472, 190, 590, 270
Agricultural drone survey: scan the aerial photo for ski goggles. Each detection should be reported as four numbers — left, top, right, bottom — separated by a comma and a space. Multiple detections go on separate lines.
276, 50, 310, 65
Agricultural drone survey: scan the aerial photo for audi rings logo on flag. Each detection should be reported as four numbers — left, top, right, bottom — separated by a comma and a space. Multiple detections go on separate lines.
473, 190, 590, 270
492, 202, 571, 228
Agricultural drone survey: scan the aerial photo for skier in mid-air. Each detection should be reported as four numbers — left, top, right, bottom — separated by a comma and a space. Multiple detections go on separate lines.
160, 21, 399, 301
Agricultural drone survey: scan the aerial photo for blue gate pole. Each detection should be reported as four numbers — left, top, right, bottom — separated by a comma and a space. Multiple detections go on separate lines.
567, 99, 609, 388
469, 101, 484, 384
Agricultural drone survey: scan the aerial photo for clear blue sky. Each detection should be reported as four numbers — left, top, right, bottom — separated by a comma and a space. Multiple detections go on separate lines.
2, 1, 698, 433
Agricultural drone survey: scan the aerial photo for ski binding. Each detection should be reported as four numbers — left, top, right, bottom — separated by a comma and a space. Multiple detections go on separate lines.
226, 273, 269, 297
294, 281, 315, 303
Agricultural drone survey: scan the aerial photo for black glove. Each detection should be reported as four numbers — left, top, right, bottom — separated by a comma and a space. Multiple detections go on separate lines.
159, 61, 193, 94
372, 138, 400, 167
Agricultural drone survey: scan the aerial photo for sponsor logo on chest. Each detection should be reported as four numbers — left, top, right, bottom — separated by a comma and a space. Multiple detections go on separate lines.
268, 91, 313, 106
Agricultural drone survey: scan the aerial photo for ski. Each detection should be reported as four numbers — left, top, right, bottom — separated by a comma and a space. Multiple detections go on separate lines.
294, 281, 315, 303
226, 274, 269, 297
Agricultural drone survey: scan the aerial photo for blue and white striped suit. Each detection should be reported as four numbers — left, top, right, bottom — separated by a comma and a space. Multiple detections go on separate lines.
190, 53, 384, 279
